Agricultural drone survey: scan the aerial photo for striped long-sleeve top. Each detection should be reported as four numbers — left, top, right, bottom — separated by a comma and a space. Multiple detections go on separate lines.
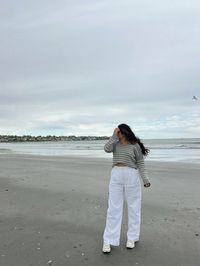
104, 133, 150, 185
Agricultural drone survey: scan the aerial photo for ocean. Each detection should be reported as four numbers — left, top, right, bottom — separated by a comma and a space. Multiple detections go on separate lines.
0, 138, 200, 163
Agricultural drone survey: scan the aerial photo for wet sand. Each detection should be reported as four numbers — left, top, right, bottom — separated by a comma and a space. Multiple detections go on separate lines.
0, 154, 200, 266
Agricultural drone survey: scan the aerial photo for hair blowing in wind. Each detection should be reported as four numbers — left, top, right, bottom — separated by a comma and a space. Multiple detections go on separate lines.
118, 123, 149, 156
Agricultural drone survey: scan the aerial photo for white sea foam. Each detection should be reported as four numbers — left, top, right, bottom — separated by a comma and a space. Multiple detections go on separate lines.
0, 139, 200, 163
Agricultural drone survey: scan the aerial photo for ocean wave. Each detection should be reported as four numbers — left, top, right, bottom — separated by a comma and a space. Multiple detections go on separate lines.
149, 146, 200, 149
0, 148, 13, 153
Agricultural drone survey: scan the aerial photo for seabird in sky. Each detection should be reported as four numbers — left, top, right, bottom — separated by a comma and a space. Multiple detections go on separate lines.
192, 96, 198, 100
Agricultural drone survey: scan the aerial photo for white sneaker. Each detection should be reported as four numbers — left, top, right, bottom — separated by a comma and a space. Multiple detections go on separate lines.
126, 240, 135, 249
102, 243, 111, 253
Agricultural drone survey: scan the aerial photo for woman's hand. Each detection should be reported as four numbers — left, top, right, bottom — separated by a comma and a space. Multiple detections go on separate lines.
144, 182, 151, 188
113, 128, 120, 135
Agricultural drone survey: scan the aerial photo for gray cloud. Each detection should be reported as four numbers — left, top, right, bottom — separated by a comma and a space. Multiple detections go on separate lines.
0, 0, 200, 137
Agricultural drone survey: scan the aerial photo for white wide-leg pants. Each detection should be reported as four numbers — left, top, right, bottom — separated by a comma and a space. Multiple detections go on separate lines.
103, 166, 141, 246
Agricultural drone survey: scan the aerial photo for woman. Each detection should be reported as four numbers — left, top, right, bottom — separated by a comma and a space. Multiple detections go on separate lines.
102, 123, 151, 253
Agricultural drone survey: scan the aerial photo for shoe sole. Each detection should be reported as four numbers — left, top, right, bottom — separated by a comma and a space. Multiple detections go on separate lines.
102, 250, 111, 254
126, 242, 135, 249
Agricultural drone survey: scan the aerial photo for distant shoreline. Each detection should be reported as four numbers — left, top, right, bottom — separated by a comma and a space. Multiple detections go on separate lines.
0, 135, 109, 143
0, 135, 200, 143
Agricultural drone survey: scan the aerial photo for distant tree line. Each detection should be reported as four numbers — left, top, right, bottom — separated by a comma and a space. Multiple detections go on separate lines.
0, 135, 109, 143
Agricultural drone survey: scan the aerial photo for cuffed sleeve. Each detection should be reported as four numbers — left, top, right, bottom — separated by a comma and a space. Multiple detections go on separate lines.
104, 133, 119, 153
134, 143, 150, 185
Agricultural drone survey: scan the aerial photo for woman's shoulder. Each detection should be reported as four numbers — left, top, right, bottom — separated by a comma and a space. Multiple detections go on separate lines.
132, 142, 142, 151
131, 141, 139, 147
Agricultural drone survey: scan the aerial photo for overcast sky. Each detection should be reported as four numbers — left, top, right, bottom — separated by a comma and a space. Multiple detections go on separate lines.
0, 0, 200, 138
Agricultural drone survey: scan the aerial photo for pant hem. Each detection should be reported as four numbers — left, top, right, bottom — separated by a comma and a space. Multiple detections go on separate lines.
127, 238, 139, 242
103, 239, 120, 246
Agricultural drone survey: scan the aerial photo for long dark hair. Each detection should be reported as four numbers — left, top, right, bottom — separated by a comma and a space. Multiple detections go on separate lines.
118, 123, 149, 156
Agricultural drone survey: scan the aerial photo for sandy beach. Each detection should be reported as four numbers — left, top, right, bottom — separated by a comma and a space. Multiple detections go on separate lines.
0, 154, 200, 266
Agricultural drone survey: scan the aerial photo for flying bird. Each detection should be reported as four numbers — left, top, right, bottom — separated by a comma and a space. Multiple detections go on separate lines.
192, 96, 198, 100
